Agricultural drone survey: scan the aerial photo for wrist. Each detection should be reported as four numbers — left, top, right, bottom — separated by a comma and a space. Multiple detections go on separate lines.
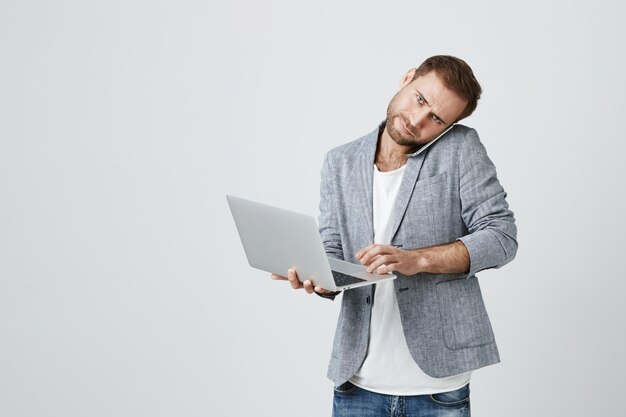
412, 248, 430, 274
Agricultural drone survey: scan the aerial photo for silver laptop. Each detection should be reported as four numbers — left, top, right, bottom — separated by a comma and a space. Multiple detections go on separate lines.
226, 195, 396, 291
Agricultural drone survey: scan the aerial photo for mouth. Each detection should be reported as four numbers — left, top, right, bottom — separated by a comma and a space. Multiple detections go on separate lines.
398, 116, 414, 137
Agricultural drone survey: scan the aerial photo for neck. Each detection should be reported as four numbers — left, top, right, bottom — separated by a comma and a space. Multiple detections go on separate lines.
375, 126, 413, 172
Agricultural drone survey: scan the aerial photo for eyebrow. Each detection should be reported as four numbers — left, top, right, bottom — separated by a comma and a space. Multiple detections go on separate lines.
416, 89, 448, 125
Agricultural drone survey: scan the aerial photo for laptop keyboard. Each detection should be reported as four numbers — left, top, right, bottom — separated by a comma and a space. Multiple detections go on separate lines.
332, 270, 367, 287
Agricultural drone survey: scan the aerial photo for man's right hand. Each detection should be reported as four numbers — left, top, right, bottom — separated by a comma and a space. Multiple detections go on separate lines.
271, 268, 336, 296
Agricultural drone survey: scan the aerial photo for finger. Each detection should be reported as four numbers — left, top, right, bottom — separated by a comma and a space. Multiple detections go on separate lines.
288, 268, 300, 280
358, 246, 378, 265
271, 274, 288, 281
360, 245, 392, 265
303, 280, 315, 294
377, 263, 395, 274
369, 254, 383, 263
314, 286, 331, 294
360, 253, 382, 267
356, 244, 376, 260
287, 269, 303, 289
366, 255, 394, 273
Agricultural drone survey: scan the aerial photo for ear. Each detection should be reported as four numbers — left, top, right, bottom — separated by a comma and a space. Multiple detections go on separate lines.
400, 68, 417, 88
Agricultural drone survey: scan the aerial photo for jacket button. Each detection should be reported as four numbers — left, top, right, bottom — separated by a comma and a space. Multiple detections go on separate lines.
366, 296, 371, 305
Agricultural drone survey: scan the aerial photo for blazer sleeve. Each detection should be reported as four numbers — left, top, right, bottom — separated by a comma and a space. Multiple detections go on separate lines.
456, 129, 518, 278
314, 152, 344, 301
318, 152, 344, 261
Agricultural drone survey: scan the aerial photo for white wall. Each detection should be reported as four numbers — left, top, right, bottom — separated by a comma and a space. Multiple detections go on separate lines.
1, 0, 624, 416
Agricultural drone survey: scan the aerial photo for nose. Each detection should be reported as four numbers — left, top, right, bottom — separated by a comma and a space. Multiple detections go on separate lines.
408, 106, 429, 128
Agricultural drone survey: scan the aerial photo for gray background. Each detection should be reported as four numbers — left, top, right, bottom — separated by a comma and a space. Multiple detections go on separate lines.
1, 0, 624, 416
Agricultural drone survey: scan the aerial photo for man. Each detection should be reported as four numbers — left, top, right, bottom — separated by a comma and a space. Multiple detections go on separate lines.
272, 55, 517, 417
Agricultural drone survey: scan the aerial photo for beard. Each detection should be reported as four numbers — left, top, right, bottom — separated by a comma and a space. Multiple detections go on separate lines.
385, 93, 444, 150
386, 113, 418, 147
385, 94, 423, 148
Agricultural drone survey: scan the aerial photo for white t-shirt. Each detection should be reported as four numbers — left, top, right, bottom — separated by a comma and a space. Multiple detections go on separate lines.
350, 163, 471, 395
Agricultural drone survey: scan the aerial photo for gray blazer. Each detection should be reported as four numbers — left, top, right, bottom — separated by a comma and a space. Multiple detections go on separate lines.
318, 122, 518, 386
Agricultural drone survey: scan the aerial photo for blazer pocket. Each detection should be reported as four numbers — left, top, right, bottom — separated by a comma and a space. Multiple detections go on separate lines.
411, 172, 450, 216
415, 171, 447, 188
436, 277, 495, 350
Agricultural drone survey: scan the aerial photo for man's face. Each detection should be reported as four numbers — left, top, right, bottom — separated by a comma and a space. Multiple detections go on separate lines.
385, 70, 468, 148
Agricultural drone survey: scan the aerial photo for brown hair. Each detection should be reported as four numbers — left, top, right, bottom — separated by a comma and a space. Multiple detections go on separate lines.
412, 55, 482, 121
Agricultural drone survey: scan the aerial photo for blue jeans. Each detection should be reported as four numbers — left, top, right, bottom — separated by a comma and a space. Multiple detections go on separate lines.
332, 382, 470, 417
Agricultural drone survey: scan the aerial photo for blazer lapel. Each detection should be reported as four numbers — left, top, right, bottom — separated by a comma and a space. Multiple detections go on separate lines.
389, 152, 427, 242
350, 129, 378, 247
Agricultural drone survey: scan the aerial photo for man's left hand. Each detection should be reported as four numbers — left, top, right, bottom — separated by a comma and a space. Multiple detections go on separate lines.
356, 244, 422, 276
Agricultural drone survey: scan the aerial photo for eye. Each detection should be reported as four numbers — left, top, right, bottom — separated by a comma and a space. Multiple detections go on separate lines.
431, 115, 443, 125
416, 94, 424, 104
